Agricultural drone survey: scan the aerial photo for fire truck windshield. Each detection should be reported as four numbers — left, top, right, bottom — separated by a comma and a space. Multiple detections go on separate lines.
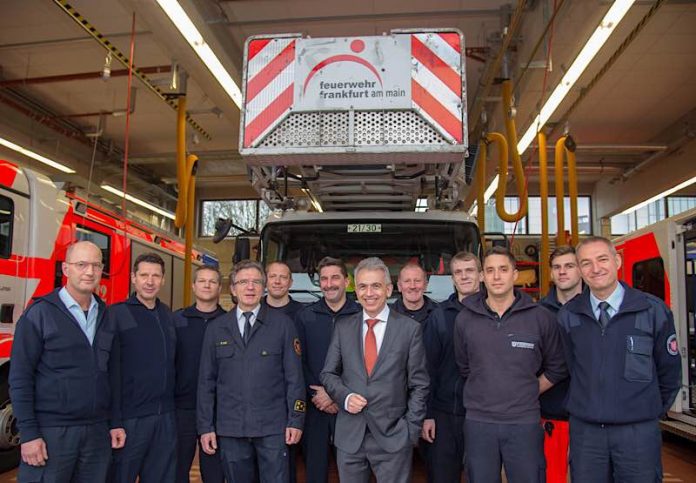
260, 218, 481, 303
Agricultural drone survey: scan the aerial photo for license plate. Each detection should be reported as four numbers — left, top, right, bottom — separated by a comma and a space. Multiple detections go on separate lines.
347, 224, 381, 233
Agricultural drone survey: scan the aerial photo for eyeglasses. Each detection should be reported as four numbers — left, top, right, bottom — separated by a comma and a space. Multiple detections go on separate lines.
66, 261, 104, 271
234, 279, 263, 287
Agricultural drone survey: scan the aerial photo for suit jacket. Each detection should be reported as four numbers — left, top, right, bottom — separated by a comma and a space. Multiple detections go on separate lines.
320, 309, 429, 454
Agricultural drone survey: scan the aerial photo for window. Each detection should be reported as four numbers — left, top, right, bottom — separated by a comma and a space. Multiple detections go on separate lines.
611, 196, 696, 235
0, 195, 13, 259
75, 225, 111, 278
668, 197, 696, 217
199, 199, 270, 238
632, 257, 665, 301
483, 196, 591, 235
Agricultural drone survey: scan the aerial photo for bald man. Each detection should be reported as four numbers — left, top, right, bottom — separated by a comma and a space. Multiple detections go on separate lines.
10, 241, 119, 482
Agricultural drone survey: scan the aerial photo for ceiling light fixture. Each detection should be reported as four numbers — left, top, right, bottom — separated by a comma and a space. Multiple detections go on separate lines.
620, 175, 696, 215
517, 0, 637, 154
101, 184, 176, 220
156, 0, 242, 108
0, 137, 75, 173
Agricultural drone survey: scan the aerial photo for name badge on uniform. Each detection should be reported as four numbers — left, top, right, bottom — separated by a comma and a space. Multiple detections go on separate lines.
511, 341, 535, 350
217, 340, 230, 346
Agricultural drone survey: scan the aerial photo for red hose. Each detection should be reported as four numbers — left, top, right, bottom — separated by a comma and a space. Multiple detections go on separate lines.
121, 13, 136, 219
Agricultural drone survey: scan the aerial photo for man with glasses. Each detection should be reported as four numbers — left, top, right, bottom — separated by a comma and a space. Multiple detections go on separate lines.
10, 240, 118, 481
174, 265, 226, 483
198, 260, 306, 483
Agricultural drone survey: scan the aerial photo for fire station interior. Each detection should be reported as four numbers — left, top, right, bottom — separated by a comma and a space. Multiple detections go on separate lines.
0, 0, 696, 481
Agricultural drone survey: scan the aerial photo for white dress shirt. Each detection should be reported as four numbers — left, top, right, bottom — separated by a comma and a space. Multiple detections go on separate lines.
236, 305, 260, 338
360, 305, 390, 352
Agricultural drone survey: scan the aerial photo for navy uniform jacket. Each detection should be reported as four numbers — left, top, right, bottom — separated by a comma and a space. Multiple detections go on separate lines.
108, 295, 177, 428
390, 295, 437, 324
173, 304, 226, 410
558, 282, 681, 424
422, 292, 466, 417
9, 289, 113, 443
295, 298, 362, 391
538, 287, 572, 421
197, 305, 306, 437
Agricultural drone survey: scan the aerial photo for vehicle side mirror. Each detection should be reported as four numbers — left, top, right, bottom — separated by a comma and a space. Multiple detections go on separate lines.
233, 237, 251, 263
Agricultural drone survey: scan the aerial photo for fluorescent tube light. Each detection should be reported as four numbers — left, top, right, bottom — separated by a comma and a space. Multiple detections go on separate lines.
0, 137, 75, 173
620, 175, 696, 215
101, 184, 176, 220
517, 0, 637, 154
156, 0, 242, 108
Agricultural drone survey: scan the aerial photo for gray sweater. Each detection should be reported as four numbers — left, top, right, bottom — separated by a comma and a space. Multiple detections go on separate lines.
453, 290, 567, 424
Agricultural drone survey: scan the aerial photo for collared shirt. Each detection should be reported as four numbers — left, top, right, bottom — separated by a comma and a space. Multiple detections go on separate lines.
236, 305, 261, 337
590, 282, 625, 321
361, 305, 390, 353
345, 304, 391, 410
58, 287, 98, 345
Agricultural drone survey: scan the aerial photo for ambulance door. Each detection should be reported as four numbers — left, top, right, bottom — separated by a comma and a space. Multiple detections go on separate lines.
683, 228, 696, 415
0, 188, 29, 327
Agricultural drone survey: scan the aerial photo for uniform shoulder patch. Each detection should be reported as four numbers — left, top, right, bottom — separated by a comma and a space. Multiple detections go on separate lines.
293, 337, 302, 356
294, 400, 306, 412
667, 334, 679, 356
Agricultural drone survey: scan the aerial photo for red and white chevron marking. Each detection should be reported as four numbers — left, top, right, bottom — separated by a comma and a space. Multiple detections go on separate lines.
243, 38, 296, 148
411, 32, 463, 144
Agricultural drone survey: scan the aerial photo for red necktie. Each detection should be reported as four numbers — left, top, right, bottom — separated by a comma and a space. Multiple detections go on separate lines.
364, 318, 379, 376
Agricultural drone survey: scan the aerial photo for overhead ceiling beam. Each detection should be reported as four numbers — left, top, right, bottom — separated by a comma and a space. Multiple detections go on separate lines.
0, 66, 172, 88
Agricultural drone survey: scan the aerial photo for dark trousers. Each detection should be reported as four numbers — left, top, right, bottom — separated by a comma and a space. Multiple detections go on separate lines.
302, 405, 337, 483
17, 422, 111, 483
218, 434, 288, 483
110, 412, 177, 483
423, 410, 465, 483
464, 419, 545, 483
336, 431, 412, 483
175, 408, 224, 483
569, 417, 662, 483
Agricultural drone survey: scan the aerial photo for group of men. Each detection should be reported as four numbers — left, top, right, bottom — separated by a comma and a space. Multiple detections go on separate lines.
9, 235, 682, 483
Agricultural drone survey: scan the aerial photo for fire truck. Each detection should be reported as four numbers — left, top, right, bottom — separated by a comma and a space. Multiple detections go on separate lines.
614, 207, 696, 440
0, 158, 216, 469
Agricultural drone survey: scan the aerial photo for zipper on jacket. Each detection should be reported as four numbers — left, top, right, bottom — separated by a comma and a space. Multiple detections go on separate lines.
154, 309, 167, 415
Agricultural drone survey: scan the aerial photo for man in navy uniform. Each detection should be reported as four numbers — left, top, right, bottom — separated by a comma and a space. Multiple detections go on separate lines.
174, 265, 226, 483
421, 251, 482, 482
559, 236, 681, 482
198, 260, 305, 483
10, 240, 120, 482
390, 263, 437, 323
109, 252, 178, 482
263, 261, 304, 319
538, 245, 582, 483
263, 260, 305, 483
296, 256, 361, 483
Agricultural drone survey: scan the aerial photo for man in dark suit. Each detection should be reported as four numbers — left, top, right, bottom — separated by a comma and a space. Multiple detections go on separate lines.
321, 257, 429, 483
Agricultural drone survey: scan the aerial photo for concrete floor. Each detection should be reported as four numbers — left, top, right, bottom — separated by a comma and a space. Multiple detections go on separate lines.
0, 434, 693, 482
